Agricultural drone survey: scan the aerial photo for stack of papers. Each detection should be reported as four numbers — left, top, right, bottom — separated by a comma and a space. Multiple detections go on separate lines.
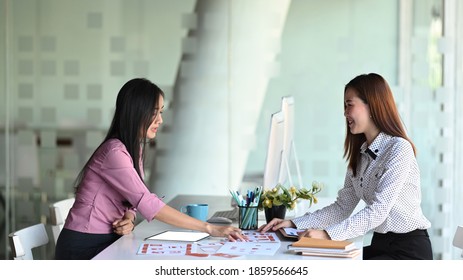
138, 230, 281, 257
287, 237, 360, 258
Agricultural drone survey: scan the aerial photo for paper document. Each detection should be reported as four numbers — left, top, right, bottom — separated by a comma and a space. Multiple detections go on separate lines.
138, 230, 282, 257
216, 242, 280, 256
241, 230, 280, 242
137, 243, 189, 255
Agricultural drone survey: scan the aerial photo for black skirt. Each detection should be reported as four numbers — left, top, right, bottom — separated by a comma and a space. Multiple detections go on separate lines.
55, 228, 121, 260
363, 229, 433, 260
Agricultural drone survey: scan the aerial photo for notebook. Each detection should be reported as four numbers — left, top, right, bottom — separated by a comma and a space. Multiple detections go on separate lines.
288, 237, 356, 251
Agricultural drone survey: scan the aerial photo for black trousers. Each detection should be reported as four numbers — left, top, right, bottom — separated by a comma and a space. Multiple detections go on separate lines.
363, 229, 433, 260
55, 228, 121, 260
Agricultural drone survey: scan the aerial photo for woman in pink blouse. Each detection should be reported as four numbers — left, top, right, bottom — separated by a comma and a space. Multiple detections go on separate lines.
55, 78, 245, 259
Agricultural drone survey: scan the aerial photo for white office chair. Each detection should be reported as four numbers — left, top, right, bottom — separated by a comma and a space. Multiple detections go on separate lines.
452, 225, 463, 258
49, 197, 75, 244
8, 223, 49, 260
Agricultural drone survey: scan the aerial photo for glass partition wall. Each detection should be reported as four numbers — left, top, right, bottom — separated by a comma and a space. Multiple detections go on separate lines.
1, 0, 462, 260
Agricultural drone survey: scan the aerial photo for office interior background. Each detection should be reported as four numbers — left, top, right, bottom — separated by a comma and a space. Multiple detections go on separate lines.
0, 0, 462, 260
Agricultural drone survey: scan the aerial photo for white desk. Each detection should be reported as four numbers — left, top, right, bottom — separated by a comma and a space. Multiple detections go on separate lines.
92, 195, 363, 260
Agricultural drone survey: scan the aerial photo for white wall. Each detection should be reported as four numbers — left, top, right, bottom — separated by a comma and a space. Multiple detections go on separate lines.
246, 0, 398, 198
151, 0, 291, 201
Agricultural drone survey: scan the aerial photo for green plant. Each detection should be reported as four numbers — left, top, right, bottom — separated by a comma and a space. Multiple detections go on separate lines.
258, 181, 323, 210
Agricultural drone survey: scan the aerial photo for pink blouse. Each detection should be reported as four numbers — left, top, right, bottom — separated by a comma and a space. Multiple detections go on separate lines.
64, 138, 165, 234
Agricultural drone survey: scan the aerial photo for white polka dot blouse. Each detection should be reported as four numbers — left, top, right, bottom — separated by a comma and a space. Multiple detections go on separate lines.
292, 132, 431, 241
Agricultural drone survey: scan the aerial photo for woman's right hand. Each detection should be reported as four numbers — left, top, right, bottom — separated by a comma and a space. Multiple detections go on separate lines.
153, 204, 247, 241
207, 224, 247, 242
257, 218, 294, 233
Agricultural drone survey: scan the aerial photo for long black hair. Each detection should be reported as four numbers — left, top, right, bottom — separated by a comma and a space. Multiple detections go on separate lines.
74, 78, 164, 193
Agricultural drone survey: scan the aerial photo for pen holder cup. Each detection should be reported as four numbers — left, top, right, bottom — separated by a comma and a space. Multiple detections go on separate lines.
238, 206, 258, 230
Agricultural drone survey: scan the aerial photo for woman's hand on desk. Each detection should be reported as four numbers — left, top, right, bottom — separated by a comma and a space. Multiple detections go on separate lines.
298, 229, 330, 240
257, 218, 295, 233
153, 205, 245, 241
207, 224, 247, 242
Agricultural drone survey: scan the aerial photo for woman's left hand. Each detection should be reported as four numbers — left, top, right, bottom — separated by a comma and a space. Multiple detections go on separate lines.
298, 229, 330, 240
112, 217, 135, 235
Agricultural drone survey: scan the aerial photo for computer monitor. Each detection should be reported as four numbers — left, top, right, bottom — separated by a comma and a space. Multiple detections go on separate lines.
279, 96, 303, 187
262, 111, 285, 189
278, 96, 294, 186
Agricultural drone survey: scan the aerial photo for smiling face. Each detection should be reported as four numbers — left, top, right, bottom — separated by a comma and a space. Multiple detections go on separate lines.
344, 88, 379, 144
146, 95, 164, 139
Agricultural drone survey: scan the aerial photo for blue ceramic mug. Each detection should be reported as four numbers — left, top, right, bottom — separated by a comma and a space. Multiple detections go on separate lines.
180, 203, 209, 221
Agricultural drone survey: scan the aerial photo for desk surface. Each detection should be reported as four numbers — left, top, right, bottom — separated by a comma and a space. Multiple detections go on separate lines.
93, 195, 363, 260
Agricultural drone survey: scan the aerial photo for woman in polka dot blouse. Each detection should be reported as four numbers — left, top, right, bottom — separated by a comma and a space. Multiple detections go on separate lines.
259, 73, 433, 260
